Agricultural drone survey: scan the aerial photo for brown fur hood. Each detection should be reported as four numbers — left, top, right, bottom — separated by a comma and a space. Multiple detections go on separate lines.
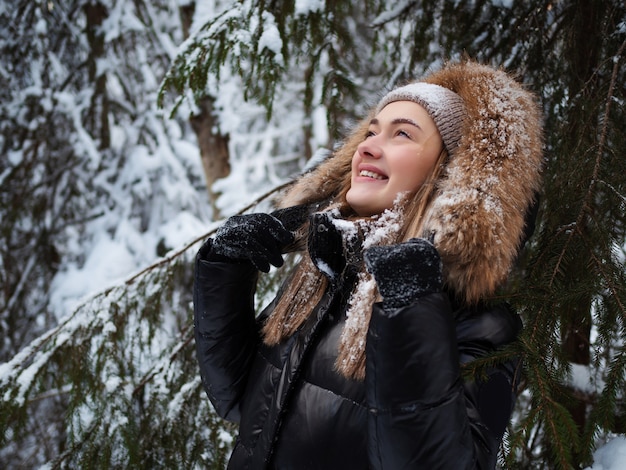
277, 61, 544, 303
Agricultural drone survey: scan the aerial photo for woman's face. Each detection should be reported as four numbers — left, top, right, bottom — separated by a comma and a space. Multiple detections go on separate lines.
346, 101, 443, 217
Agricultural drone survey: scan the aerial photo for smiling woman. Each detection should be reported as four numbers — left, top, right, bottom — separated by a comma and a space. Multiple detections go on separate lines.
193, 60, 544, 469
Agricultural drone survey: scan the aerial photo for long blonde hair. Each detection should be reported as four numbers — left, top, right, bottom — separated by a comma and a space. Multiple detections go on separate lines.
262, 147, 449, 380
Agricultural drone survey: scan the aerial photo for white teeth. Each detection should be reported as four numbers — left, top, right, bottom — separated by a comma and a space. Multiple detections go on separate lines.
360, 170, 386, 180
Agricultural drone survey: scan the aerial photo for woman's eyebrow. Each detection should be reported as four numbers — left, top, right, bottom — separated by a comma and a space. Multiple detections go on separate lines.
392, 117, 422, 130
369, 117, 422, 130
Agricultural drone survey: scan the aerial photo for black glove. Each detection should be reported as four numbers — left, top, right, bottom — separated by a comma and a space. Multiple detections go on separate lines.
308, 211, 364, 285
308, 212, 346, 284
199, 212, 294, 273
271, 204, 310, 232
364, 238, 443, 308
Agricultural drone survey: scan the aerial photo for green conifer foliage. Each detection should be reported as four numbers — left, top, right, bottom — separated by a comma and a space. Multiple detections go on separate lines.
2, 0, 625, 468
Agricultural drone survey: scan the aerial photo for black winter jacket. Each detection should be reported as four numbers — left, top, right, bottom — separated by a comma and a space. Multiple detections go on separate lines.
194, 236, 522, 469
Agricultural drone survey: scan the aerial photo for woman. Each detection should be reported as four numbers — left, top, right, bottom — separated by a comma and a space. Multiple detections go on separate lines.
194, 61, 543, 469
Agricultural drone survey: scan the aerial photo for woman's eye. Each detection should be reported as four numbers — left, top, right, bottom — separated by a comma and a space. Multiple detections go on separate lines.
364, 130, 376, 139
397, 129, 411, 138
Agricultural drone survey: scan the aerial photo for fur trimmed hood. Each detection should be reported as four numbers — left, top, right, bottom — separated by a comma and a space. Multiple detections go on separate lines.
277, 61, 544, 303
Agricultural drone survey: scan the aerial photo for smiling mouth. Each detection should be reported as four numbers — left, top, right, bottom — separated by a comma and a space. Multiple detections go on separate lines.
359, 170, 387, 180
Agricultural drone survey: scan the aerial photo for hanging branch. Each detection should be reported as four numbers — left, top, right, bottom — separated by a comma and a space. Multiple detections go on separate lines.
0, 180, 292, 450
550, 37, 626, 287
125, 180, 292, 285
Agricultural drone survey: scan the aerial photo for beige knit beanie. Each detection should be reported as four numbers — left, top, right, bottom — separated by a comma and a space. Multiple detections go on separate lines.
376, 82, 467, 158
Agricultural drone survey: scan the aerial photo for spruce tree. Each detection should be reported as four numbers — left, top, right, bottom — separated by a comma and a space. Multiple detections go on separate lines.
2, 1, 625, 468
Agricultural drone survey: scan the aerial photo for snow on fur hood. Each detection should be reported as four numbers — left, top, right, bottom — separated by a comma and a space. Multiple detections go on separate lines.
277, 61, 544, 303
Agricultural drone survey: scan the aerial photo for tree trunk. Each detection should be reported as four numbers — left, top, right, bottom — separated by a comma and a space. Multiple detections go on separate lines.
190, 97, 231, 219
84, 2, 110, 150
180, 2, 231, 219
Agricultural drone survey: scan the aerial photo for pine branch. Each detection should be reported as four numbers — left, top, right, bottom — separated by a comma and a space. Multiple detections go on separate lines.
125, 180, 292, 285
582, 349, 626, 454
549, 36, 626, 287
131, 324, 194, 398
584, 232, 626, 318
0, 179, 292, 455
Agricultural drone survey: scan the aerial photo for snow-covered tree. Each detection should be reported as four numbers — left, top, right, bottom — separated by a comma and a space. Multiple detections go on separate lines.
1, 0, 625, 468
0, 0, 214, 465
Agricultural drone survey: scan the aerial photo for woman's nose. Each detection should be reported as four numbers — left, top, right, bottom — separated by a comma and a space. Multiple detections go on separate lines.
357, 138, 382, 159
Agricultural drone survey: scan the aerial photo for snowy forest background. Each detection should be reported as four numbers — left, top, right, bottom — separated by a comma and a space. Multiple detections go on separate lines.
1, 0, 625, 468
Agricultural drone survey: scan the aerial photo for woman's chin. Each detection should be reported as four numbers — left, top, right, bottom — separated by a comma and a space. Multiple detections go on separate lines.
346, 200, 383, 217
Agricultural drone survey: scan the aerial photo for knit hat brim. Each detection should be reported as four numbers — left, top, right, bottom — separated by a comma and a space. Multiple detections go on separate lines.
376, 82, 467, 158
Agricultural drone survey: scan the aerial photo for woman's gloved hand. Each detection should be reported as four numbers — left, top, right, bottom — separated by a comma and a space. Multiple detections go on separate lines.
307, 212, 346, 284
199, 205, 309, 273
364, 238, 443, 308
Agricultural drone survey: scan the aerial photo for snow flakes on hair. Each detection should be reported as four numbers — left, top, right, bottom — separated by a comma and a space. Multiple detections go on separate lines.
336, 207, 405, 380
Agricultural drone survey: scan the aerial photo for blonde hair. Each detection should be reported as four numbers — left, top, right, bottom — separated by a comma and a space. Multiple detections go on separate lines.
262, 147, 449, 380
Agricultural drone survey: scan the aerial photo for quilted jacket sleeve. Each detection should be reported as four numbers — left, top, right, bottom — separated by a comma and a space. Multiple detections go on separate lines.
193, 239, 260, 424
365, 292, 521, 470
